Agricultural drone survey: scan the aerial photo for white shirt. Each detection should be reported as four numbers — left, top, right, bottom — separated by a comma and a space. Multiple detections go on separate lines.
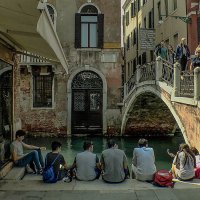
132, 147, 156, 181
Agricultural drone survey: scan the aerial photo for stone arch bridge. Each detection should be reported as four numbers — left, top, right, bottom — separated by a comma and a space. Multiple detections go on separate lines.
121, 57, 200, 149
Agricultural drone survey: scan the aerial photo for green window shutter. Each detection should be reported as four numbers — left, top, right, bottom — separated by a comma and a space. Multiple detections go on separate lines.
75, 13, 81, 48
98, 14, 104, 49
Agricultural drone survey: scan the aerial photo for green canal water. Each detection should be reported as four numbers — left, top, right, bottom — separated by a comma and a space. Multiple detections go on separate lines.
25, 134, 184, 170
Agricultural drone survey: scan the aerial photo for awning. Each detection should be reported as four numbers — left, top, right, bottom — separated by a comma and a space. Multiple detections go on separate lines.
0, 0, 68, 73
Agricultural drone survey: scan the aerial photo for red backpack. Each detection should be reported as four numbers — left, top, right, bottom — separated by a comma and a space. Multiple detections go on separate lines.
153, 170, 174, 187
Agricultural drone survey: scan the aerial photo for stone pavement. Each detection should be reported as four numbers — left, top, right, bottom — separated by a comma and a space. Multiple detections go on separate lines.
1, 175, 200, 200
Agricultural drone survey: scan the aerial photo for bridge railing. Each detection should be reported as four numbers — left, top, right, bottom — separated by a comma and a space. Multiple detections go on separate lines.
124, 56, 200, 103
180, 71, 194, 98
139, 62, 156, 82
161, 60, 174, 86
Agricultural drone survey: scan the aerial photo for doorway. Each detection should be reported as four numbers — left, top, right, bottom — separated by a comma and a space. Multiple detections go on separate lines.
71, 70, 103, 134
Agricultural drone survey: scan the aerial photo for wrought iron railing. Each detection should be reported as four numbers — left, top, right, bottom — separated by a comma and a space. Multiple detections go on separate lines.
180, 71, 194, 97
127, 73, 136, 94
162, 61, 174, 86
139, 63, 156, 82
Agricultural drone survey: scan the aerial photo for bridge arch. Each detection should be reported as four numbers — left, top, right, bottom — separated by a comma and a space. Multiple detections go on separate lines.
121, 85, 188, 143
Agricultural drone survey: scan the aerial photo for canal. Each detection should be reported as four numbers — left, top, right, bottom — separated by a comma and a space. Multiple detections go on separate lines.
25, 133, 184, 170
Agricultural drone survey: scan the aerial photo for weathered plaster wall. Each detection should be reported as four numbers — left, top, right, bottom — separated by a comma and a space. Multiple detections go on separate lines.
15, 0, 122, 136
174, 103, 200, 149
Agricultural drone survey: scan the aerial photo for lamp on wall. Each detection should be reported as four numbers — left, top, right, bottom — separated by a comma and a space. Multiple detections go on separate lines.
160, 15, 192, 24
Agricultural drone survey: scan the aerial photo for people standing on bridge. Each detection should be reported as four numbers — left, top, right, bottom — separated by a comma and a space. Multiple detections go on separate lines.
175, 38, 190, 71
172, 143, 196, 181
131, 138, 156, 182
72, 140, 101, 181
155, 41, 168, 61
189, 47, 200, 71
100, 139, 129, 183
10, 130, 46, 174
168, 45, 176, 64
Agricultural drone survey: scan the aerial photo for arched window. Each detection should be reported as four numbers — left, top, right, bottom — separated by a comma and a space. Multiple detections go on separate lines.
75, 4, 104, 49
47, 4, 57, 26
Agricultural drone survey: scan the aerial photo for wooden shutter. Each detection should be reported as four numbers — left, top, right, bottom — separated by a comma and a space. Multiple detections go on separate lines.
98, 14, 104, 49
75, 13, 81, 48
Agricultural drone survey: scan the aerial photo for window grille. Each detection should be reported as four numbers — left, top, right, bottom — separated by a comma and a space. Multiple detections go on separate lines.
33, 66, 53, 108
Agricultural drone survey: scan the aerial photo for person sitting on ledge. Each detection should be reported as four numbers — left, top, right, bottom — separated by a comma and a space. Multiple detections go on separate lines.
100, 139, 129, 183
10, 130, 46, 174
72, 140, 101, 181
45, 141, 72, 182
131, 138, 156, 182
172, 143, 196, 181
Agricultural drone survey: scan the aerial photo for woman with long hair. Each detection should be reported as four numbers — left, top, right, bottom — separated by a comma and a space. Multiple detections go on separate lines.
172, 143, 196, 180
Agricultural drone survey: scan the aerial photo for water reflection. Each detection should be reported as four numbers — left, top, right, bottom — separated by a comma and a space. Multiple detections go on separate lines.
25, 134, 184, 170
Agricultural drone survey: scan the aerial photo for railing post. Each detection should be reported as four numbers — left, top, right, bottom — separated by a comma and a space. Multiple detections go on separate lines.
136, 65, 141, 84
194, 67, 200, 101
173, 62, 181, 97
156, 56, 163, 81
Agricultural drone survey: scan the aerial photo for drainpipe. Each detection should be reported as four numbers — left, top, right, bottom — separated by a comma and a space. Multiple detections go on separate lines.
173, 62, 181, 97
194, 67, 200, 101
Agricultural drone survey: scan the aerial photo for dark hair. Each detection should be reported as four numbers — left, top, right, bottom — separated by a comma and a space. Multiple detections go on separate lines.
15, 130, 26, 138
51, 141, 62, 151
179, 143, 196, 167
107, 139, 116, 148
191, 147, 199, 155
83, 141, 93, 150
138, 138, 148, 147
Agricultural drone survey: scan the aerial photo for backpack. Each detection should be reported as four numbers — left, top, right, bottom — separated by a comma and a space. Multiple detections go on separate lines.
153, 170, 174, 188
43, 154, 60, 183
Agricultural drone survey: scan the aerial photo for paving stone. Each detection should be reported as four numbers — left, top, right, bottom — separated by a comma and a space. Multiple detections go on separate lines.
154, 189, 179, 200
135, 190, 158, 200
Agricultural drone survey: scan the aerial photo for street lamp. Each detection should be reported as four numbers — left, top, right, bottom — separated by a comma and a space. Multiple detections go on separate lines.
160, 15, 191, 24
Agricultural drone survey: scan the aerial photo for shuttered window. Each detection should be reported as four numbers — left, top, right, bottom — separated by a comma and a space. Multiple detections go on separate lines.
75, 6, 104, 49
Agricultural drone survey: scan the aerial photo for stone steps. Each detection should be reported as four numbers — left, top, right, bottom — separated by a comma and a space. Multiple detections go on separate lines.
0, 161, 13, 179
4, 166, 25, 180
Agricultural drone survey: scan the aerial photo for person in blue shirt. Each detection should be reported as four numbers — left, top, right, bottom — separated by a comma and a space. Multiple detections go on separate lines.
175, 38, 190, 71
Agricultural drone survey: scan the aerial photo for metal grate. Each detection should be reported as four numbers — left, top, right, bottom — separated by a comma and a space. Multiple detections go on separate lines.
139, 63, 156, 82
180, 71, 194, 97
33, 75, 53, 107
73, 92, 85, 111
72, 71, 103, 89
0, 69, 12, 139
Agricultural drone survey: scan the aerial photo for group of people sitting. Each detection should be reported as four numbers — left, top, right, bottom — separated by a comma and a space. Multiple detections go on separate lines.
10, 130, 200, 183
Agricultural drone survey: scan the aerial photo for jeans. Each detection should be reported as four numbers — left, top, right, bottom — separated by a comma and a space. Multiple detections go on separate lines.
15, 149, 44, 171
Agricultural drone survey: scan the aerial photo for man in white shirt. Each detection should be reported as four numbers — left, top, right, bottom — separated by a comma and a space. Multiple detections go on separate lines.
10, 130, 46, 174
132, 138, 156, 181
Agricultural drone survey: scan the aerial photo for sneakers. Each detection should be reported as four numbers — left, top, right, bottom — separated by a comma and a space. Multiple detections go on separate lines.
36, 168, 43, 175
63, 177, 72, 183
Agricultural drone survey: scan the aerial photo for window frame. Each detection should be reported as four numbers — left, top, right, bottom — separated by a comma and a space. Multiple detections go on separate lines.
75, 4, 104, 49
32, 66, 54, 109
46, 3, 57, 27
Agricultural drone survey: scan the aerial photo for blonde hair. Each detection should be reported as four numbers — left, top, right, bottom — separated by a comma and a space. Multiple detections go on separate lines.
195, 47, 200, 53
